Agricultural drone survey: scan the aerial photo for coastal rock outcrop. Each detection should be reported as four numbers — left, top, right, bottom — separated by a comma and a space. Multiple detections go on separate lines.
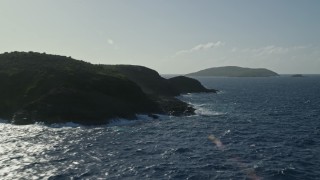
168, 76, 217, 94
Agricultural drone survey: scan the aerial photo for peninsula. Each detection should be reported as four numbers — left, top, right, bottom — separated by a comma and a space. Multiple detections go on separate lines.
0, 52, 216, 125
187, 66, 279, 77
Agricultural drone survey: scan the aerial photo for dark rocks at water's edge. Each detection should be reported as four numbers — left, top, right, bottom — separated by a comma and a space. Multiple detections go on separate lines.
187, 66, 279, 77
0, 51, 216, 125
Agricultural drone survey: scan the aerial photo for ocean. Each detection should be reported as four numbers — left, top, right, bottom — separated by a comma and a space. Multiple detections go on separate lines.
1, 75, 320, 180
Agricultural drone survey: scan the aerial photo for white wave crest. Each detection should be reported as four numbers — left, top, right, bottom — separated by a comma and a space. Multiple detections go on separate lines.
192, 104, 226, 116
108, 118, 139, 126
48, 122, 83, 128
181, 93, 193, 97
195, 108, 225, 116
217, 90, 225, 94
108, 114, 169, 127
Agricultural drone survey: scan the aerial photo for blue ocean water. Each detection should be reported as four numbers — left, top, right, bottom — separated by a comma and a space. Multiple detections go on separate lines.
1, 76, 320, 179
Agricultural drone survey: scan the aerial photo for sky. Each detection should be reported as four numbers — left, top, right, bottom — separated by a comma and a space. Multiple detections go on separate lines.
1, 0, 320, 74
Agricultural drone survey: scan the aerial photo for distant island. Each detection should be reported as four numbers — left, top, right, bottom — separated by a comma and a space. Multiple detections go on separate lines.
291, 74, 304, 77
0, 51, 216, 125
187, 66, 279, 77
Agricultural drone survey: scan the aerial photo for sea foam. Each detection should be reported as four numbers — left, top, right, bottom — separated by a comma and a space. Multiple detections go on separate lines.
108, 114, 169, 127
192, 104, 226, 116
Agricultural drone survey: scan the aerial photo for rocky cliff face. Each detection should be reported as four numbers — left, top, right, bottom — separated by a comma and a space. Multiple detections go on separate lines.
0, 52, 216, 125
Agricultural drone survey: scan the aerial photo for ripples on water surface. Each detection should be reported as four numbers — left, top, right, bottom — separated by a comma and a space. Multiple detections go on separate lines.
1, 76, 320, 179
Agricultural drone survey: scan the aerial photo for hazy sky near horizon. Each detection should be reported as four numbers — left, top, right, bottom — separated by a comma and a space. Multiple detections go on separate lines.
1, 0, 320, 74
